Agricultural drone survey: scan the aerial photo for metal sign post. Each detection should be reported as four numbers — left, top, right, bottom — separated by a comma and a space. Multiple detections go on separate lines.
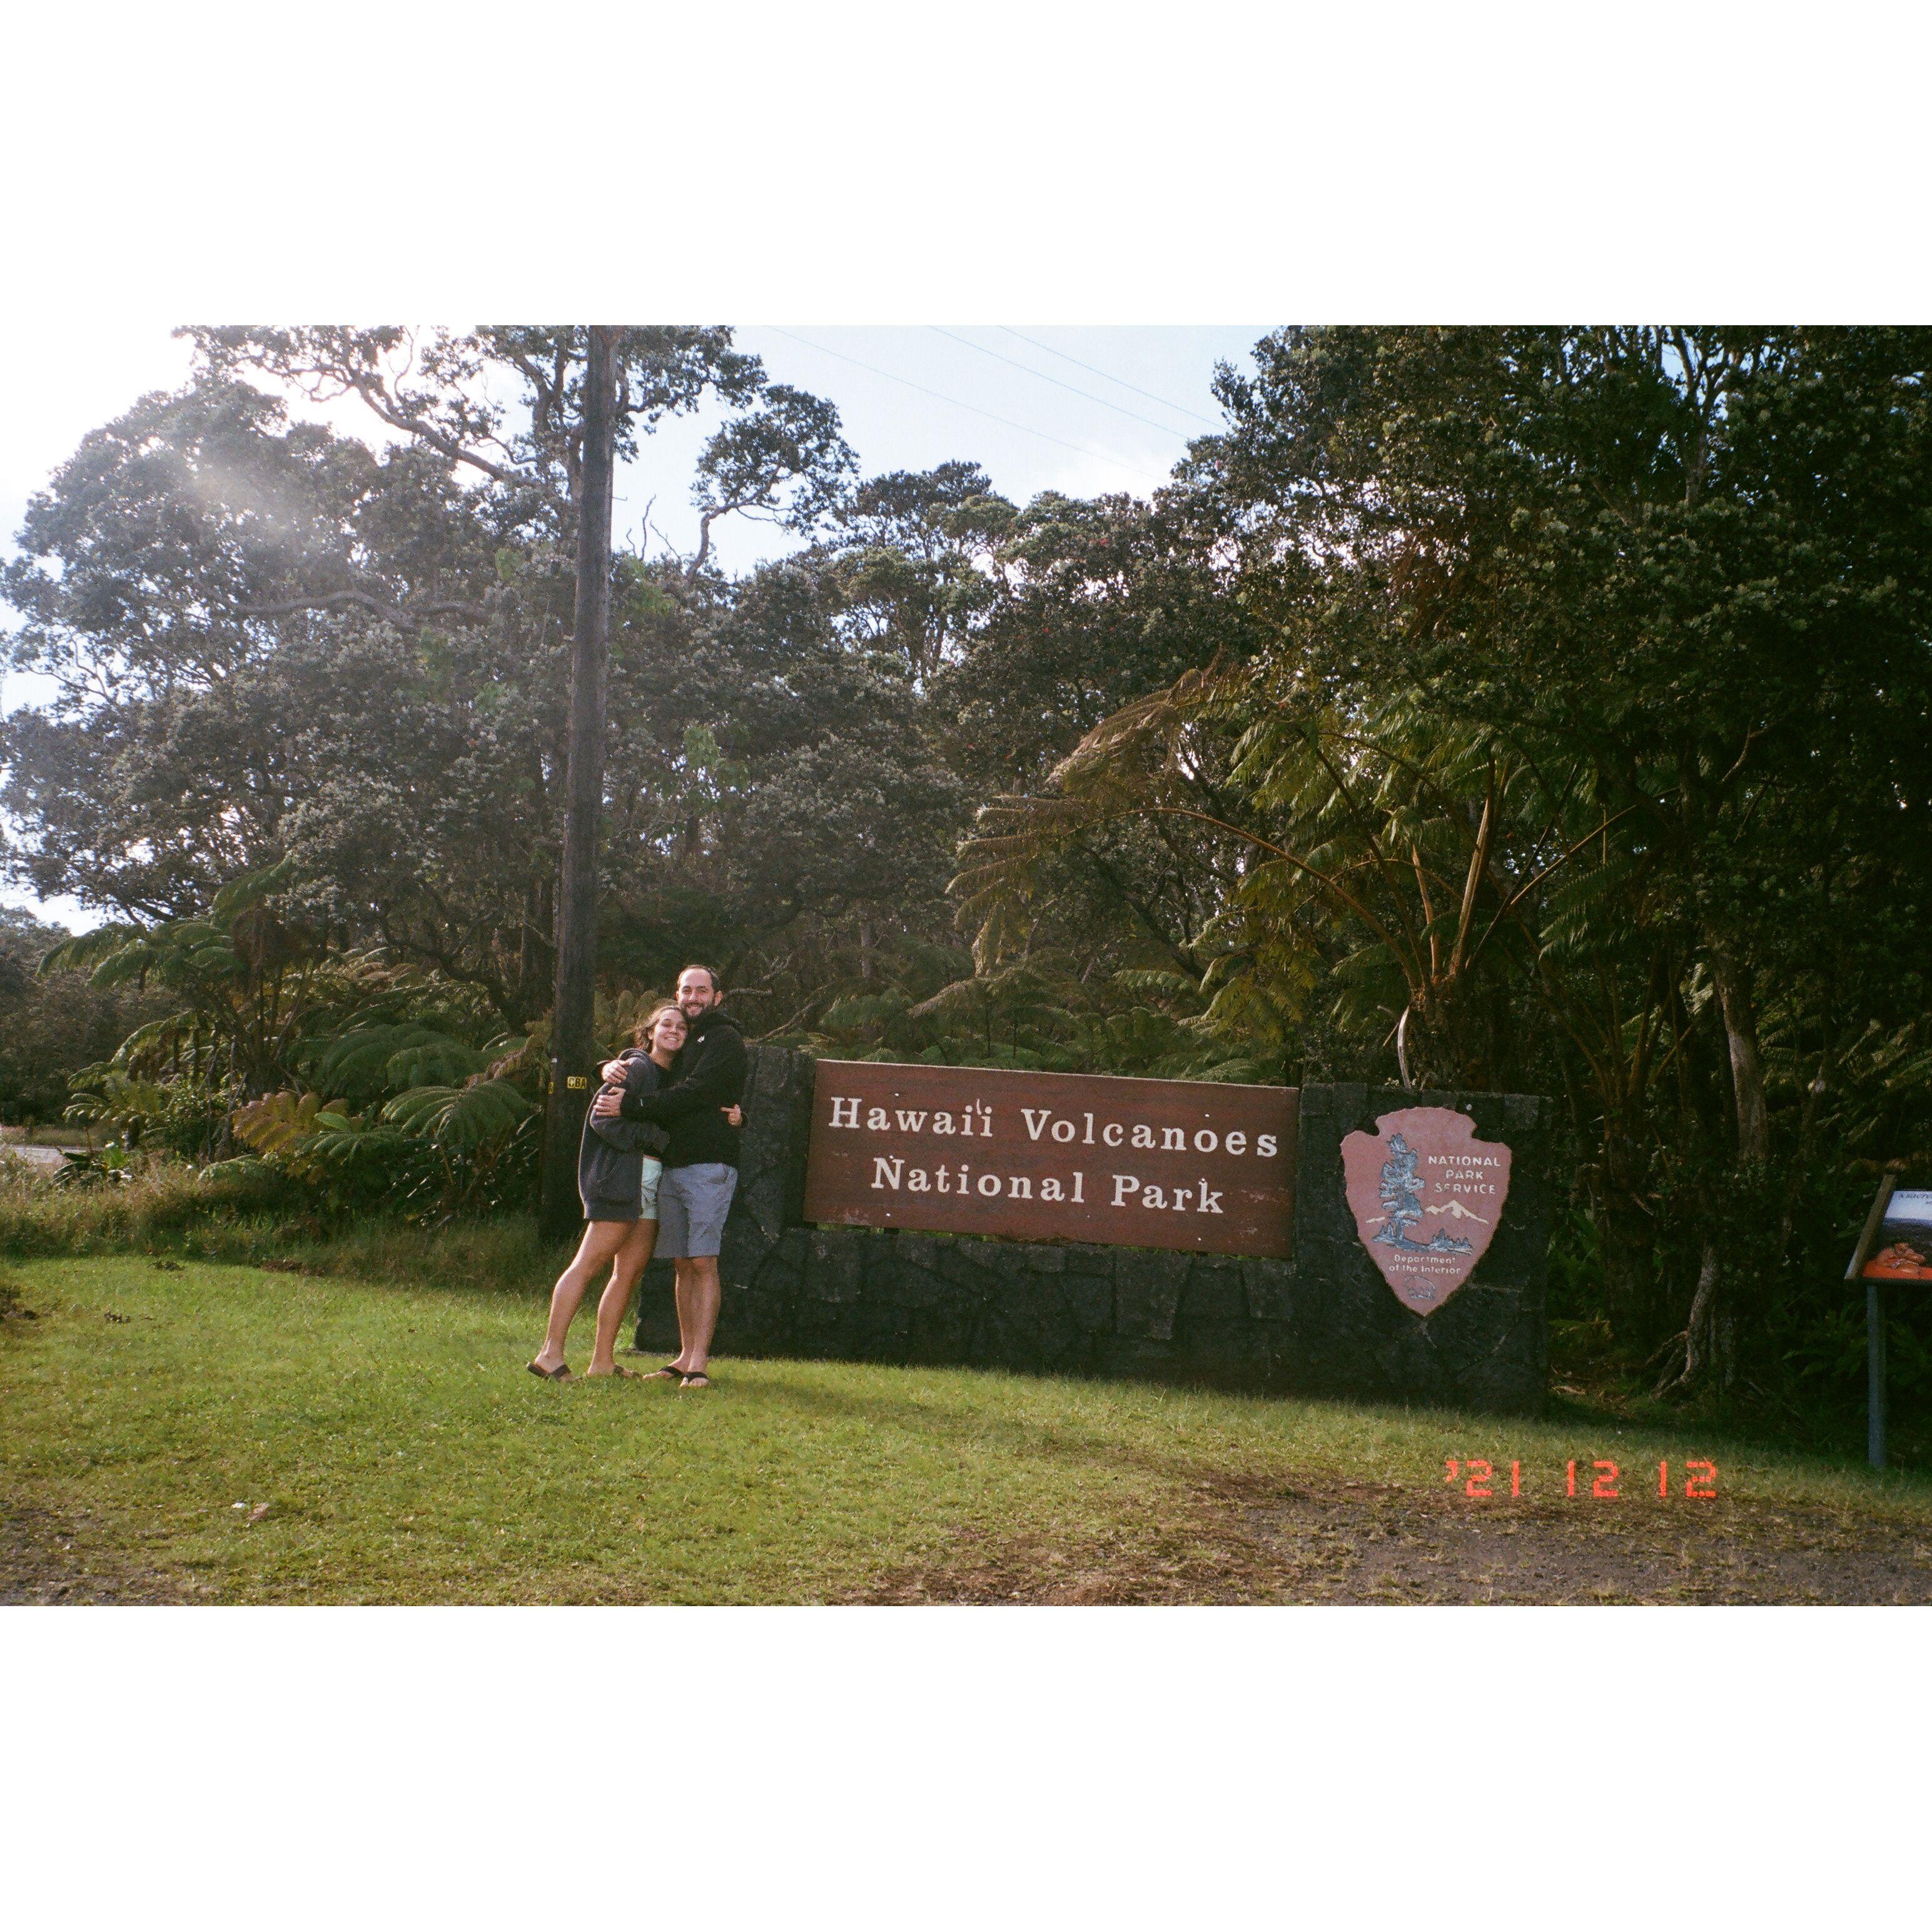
1867, 1276, 1888, 1471
1847, 1178, 1932, 1471
1848, 1178, 1895, 1469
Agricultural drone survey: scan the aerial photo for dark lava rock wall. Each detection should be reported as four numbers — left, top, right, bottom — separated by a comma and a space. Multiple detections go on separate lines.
635, 1048, 1549, 1415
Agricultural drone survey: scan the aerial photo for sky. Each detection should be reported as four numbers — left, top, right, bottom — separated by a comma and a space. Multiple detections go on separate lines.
0, 322, 1272, 931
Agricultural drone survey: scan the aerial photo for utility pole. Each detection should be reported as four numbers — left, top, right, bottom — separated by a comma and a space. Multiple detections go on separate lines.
540, 325, 618, 1237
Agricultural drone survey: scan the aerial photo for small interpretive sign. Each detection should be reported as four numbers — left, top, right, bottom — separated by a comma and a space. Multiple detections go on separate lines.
800, 1060, 1297, 1258
1861, 1190, 1932, 1281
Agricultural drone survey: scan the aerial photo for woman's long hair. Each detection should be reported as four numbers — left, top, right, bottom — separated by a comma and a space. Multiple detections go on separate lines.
632, 998, 683, 1048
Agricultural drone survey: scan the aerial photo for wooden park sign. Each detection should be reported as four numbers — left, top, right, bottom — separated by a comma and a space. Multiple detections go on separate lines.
801, 1060, 1297, 1259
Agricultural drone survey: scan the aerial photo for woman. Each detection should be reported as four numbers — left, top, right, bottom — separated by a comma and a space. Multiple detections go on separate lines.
527, 1001, 706, 1381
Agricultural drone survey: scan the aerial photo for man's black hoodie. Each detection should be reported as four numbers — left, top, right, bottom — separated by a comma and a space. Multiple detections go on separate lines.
617, 1008, 747, 1170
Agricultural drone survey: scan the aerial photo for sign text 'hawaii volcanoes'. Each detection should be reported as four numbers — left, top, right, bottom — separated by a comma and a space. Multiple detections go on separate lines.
801, 1061, 1297, 1258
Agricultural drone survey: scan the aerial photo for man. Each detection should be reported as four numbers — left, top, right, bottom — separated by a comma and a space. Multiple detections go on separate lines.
592, 963, 746, 1388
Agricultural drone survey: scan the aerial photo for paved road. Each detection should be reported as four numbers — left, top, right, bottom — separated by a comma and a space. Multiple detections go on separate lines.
3, 1146, 68, 1173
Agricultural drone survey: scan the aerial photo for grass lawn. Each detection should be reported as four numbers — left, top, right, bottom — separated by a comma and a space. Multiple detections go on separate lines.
6, 1254, 1932, 1604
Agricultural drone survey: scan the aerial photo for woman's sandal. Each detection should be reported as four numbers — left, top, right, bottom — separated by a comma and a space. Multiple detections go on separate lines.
527, 1359, 572, 1382
584, 1363, 642, 1379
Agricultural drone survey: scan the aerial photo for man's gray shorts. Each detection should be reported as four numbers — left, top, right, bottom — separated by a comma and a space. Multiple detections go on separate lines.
655, 1162, 737, 1259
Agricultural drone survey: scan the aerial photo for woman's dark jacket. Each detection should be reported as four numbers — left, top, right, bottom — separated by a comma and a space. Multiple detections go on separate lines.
577, 1050, 670, 1216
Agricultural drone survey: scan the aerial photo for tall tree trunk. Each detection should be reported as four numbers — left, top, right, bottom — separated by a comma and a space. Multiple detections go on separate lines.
1705, 929, 1769, 1163
540, 327, 617, 1236
1659, 931, 1769, 1397
1656, 1237, 1723, 1397
1592, 1118, 1657, 1343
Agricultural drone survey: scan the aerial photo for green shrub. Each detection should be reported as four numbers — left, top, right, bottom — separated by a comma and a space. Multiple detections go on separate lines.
0, 1152, 568, 1294
0, 1155, 306, 1258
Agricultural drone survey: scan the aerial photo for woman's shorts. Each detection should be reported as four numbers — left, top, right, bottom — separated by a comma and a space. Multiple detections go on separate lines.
581, 1155, 663, 1225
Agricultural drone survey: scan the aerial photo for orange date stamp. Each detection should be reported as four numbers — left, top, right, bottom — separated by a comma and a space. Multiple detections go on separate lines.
1441, 1458, 1717, 1500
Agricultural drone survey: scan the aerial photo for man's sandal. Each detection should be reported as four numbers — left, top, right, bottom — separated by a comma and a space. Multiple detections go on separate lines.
679, 1371, 712, 1389
527, 1360, 572, 1382
645, 1363, 684, 1380
584, 1363, 642, 1379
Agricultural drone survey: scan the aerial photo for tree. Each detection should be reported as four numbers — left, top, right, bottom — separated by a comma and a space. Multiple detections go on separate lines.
186, 326, 856, 1234
820, 462, 1013, 686
0, 911, 169, 1128
1176, 326, 1932, 1378
0, 375, 540, 943
0, 377, 965, 1065
550, 326, 617, 1232
593, 550, 971, 1016
39, 860, 377, 1104
6, 327, 858, 1230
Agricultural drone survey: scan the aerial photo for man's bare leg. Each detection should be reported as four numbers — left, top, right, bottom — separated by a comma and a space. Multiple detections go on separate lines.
679, 1257, 722, 1378
667, 1262, 699, 1372
532, 1221, 630, 1373
585, 1222, 655, 1374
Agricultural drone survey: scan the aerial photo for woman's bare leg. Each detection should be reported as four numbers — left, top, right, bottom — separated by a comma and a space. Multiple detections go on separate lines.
585, 1221, 656, 1373
532, 1221, 632, 1373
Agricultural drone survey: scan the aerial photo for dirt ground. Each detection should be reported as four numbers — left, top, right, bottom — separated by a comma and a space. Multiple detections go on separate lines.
7, 1477, 1929, 1607
0, 1503, 198, 1606
859, 1475, 1932, 1606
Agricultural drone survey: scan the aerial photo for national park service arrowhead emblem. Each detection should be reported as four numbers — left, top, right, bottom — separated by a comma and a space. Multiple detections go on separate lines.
1341, 1108, 1511, 1315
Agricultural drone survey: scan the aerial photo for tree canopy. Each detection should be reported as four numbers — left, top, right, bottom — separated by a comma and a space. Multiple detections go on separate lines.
5, 322, 1929, 1416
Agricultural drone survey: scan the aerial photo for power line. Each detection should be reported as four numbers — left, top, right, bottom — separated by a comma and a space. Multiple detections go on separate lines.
929, 326, 1199, 439
762, 328, 1169, 490
998, 327, 1221, 427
